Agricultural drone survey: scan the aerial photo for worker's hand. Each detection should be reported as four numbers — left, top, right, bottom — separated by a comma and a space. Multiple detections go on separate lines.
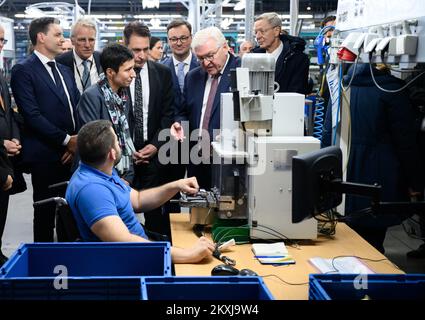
66, 135, 78, 154
3, 139, 21, 156
170, 122, 185, 142
133, 144, 158, 165
186, 236, 215, 263
2, 175, 13, 191
408, 188, 422, 202
177, 177, 199, 195
61, 150, 74, 165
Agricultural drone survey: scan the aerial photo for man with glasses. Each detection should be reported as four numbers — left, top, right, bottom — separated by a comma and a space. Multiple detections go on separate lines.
170, 26, 240, 190
252, 12, 309, 94
56, 18, 102, 94
161, 19, 199, 214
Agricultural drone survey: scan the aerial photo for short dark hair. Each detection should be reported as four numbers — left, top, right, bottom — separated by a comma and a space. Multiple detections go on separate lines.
166, 19, 192, 34
321, 15, 336, 28
78, 120, 116, 167
100, 43, 134, 73
29, 17, 60, 46
123, 22, 151, 46
149, 36, 161, 50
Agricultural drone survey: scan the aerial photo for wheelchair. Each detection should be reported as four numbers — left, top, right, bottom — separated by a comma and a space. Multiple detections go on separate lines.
33, 181, 170, 243
33, 181, 81, 242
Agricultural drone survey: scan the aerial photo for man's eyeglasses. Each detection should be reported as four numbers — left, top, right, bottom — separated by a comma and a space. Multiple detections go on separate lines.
254, 26, 277, 36
168, 36, 191, 44
197, 46, 222, 63
0, 38, 8, 45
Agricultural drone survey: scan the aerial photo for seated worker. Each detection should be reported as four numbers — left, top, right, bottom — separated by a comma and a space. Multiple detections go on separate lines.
65, 120, 215, 263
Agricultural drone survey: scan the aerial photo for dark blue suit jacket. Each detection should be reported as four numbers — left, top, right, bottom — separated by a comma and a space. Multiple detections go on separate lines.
161, 54, 199, 121
176, 53, 240, 139
10, 53, 80, 163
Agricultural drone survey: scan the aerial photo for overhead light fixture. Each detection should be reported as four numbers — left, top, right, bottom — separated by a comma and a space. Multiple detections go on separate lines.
220, 18, 234, 30
143, 0, 160, 9
234, 0, 246, 11
280, 14, 313, 19
307, 6, 311, 11
24, 7, 44, 18
150, 17, 161, 29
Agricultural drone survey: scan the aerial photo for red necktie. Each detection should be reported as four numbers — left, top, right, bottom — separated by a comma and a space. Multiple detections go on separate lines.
201, 74, 220, 131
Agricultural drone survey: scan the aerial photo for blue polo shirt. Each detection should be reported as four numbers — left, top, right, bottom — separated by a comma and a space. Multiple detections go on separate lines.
65, 162, 147, 241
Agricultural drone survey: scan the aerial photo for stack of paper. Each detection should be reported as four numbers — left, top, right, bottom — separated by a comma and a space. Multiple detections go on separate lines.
309, 257, 375, 274
251, 242, 295, 265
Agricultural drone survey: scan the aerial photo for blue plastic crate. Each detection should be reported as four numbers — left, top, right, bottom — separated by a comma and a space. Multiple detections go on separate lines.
0, 277, 143, 300
309, 274, 425, 300
141, 276, 274, 300
0, 242, 171, 278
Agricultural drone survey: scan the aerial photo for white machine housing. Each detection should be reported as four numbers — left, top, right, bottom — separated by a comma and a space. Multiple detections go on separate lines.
248, 136, 320, 240
213, 53, 320, 239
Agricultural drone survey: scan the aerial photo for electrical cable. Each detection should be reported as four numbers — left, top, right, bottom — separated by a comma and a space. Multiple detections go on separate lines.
315, 209, 339, 236
341, 57, 359, 91
328, 255, 401, 274
313, 97, 325, 140
369, 57, 425, 93
261, 274, 309, 286
213, 225, 250, 244
255, 224, 300, 249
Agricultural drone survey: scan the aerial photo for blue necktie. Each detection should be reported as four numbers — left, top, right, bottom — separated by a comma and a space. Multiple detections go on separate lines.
177, 62, 185, 93
82, 60, 91, 90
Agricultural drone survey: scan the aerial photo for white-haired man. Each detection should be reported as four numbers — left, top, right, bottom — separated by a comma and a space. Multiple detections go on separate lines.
56, 18, 102, 94
170, 26, 240, 189
252, 12, 309, 94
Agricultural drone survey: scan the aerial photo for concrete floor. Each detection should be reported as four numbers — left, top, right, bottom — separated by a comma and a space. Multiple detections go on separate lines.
2, 174, 425, 273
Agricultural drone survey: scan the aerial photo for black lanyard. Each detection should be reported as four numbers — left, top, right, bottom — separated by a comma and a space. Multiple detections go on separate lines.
73, 57, 94, 90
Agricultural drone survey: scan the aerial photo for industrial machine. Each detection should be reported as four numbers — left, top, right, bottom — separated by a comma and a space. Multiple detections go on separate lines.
178, 0, 425, 242
178, 53, 320, 241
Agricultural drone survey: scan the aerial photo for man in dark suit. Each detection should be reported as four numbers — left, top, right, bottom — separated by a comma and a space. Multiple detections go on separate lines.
0, 23, 21, 264
123, 22, 174, 239
252, 12, 309, 94
10, 17, 80, 242
171, 26, 240, 189
162, 19, 199, 119
56, 18, 102, 94
161, 19, 199, 213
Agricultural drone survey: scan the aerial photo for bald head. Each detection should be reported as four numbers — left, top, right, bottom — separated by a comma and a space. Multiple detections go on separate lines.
239, 40, 254, 57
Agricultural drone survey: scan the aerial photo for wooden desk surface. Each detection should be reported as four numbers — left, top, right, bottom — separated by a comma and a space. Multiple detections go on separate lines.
171, 213, 403, 300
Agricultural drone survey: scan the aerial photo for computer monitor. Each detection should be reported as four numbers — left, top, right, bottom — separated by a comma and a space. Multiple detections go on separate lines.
292, 146, 343, 223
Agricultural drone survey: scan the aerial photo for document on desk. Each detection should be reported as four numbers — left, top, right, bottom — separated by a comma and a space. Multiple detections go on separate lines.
309, 257, 375, 274
252, 242, 295, 265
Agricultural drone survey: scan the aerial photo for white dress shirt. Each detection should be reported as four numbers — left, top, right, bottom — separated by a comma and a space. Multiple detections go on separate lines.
34, 50, 75, 145
269, 40, 283, 63
172, 51, 193, 76
73, 51, 100, 94
130, 63, 150, 142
